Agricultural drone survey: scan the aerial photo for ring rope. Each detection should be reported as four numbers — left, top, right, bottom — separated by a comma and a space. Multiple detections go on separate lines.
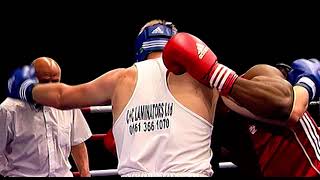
81, 106, 112, 113
72, 162, 237, 176
90, 134, 106, 140
73, 169, 118, 177
310, 101, 320, 105
81, 101, 320, 113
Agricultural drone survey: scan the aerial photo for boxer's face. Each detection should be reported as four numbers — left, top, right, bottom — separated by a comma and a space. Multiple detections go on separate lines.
276, 63, 292, 80
278, 67, 289, 79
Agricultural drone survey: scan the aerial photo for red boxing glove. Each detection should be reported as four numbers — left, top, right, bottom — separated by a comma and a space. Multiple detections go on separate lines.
163, 32, 238, 95
104, 129, 117, 156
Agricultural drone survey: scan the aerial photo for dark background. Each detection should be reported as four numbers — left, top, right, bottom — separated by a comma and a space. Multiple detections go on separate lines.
0, 1, 319, 174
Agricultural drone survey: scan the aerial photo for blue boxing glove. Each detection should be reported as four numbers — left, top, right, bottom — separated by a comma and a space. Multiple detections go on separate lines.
287, 58, 320, 101
7, 65, 38, 103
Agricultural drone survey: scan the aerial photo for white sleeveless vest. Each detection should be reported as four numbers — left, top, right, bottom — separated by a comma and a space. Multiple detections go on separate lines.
113, 58, 213, 177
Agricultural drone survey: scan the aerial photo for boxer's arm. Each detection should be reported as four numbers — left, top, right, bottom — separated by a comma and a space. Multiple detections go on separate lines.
32, 68, 126, 109
222, 86, 308, 126
288, 86, 309, 124
224, 64, 308, 123
230, 76, 292, 120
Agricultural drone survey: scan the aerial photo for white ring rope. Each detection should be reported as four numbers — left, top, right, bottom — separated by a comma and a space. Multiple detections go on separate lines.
74, 162, 237, 176
73, 169, 118, 177
310, 101, 320, 105
82, 101, 320, 114
81, 106, 112, 113
219, 162, 238, 169
89, 169, 118, 176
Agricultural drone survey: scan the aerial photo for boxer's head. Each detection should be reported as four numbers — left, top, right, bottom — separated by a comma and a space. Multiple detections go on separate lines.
31, 57, 61, 83
275, 62, 292, 79
135, 19, 177, 62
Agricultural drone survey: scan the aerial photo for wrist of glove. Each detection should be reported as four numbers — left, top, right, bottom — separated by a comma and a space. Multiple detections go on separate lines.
295, 77, 316, 102
19, 79, 37, 103
210, 63, 239, 96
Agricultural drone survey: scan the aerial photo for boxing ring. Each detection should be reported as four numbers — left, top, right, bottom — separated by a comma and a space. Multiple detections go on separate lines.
72, 101, 320, 176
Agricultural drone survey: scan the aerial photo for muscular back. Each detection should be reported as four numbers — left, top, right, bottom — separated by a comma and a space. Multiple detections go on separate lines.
167, 73, 218, 124
111, 60, 218, 125
112, 58, 214, 176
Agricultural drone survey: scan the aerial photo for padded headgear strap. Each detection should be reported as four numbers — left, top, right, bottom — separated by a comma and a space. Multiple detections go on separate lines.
135, 22, 177, 62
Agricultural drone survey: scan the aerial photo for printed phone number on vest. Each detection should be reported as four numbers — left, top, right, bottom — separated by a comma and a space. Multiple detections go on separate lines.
126, 102, 174, 135
129, 118, 170, 135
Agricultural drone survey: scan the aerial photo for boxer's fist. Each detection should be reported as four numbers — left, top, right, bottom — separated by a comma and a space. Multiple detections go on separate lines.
104, 129, 116, 156
163, 32, 238, 95
7, 65, 37, 102
288, 58, 320, 101
163, 32, 217, 76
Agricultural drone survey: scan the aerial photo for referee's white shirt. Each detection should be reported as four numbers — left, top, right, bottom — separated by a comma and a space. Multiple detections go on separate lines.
0, 98, 92, 177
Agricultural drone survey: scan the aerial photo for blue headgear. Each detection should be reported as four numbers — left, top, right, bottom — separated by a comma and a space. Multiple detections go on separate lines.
135, 22, 177, 62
